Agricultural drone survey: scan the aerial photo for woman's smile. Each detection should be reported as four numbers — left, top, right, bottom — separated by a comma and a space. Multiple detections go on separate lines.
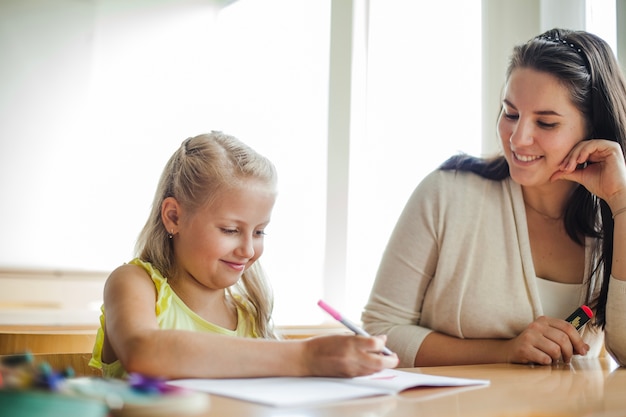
512, 151, 543, 164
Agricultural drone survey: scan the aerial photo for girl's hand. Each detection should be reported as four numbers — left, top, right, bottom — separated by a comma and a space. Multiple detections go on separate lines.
504, 316, 589, 365
302, 334, 398, 377
552, 139, 626, 209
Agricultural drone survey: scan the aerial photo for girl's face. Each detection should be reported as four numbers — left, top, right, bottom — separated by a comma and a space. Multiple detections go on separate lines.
173, 179, 276, 291
498, 67, 587, 187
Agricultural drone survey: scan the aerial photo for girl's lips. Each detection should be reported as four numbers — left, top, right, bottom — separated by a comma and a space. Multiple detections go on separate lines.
222, 260, 246, 271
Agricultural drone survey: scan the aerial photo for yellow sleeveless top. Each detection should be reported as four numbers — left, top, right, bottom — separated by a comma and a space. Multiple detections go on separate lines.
89, 258, 258, 378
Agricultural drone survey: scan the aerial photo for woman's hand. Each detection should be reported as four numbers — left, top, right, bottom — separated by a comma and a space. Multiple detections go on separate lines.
552, 139, 626, 210
504, 316, 589, 365
301, 334, 398, 377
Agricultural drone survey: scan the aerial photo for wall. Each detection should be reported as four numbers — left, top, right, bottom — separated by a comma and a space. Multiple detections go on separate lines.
0, 269, 105, 325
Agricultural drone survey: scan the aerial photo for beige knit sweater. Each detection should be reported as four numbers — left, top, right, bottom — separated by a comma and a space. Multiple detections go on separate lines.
362, 169, 626, 367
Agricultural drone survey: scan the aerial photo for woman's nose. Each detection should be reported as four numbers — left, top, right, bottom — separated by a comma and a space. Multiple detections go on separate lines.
509, 119, 534, 146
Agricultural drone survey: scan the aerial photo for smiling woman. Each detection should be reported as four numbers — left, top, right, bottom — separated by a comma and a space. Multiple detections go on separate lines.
361, 27, 626, 370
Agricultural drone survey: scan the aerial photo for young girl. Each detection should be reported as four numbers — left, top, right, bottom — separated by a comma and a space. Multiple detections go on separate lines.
90, 132, 398, 379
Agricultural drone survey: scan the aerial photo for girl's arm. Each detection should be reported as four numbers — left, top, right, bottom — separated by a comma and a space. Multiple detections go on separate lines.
102, 265, 397, 379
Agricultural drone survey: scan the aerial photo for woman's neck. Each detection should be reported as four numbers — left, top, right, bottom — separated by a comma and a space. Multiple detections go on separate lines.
521, 182, 577, 220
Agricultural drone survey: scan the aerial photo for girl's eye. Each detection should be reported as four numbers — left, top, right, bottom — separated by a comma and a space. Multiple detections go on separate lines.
221, 228, 238, 235
503, 112, 519, 120
255, 230, 267, 237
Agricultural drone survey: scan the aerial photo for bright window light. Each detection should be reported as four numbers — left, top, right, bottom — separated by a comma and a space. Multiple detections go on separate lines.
0, 0, 482, 326
343, 0, 482, 321
586, 0, 617, 53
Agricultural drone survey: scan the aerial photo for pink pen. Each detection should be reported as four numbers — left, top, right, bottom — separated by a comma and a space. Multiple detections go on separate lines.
317, 299, 393, 356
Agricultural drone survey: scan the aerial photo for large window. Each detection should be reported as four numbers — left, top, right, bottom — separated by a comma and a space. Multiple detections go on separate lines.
191, 0, 483, 324
344, 0, 482, 321
0, 0, 483, 325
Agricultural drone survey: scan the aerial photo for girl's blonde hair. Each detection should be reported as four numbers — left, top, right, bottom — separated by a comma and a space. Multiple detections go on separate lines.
135, 131, 278, 338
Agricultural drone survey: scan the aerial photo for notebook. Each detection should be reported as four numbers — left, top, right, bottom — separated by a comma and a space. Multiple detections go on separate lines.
167, 368, 490, 407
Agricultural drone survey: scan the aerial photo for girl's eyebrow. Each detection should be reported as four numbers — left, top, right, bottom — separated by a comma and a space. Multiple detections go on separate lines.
217, 218, 271, 227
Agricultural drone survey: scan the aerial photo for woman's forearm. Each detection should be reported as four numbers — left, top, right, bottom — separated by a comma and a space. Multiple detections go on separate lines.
414, 332, 509, 367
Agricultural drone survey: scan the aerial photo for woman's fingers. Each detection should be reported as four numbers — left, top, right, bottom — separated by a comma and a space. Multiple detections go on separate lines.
510, 316, 586, 365
553, 139, 626, 202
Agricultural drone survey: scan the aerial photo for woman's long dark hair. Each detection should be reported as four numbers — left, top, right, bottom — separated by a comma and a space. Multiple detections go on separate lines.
441, 29, 626, 328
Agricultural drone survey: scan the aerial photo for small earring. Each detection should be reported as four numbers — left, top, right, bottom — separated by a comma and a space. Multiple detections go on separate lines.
167, 230, 174, 239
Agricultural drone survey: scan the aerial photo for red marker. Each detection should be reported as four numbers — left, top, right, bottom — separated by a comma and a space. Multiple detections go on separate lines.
565, 305, 593, 331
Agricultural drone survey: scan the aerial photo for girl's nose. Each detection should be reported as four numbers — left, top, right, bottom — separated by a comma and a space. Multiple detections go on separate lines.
235, 236, 255, 259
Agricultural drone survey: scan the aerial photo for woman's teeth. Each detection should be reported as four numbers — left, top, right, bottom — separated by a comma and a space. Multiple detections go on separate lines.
514, 152, 541, 162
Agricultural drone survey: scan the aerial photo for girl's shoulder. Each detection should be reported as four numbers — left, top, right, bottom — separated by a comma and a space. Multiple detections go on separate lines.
127, 258, 166, 281
104, 259, 161, 294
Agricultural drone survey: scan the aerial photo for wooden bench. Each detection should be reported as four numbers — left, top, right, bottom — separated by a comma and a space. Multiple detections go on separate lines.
0, 325, 98, 356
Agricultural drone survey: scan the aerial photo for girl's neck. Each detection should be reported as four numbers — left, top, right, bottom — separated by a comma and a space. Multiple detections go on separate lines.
169, 276, 237, 329
168, 273, 226, 310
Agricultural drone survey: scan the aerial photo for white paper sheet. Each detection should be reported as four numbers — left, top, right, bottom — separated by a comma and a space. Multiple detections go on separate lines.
167, 368, 490, 407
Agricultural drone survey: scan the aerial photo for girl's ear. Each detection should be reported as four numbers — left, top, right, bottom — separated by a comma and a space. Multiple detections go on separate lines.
161, 197, 180, 233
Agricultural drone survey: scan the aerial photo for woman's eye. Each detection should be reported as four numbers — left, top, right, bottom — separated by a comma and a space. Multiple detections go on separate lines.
221, 228, 238, 235
255, 230, 267, 237
538, 121, 558, 128
503, 112, 519, 120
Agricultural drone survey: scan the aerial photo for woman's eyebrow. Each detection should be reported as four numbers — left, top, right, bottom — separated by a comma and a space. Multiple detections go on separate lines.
534, 110, 563, 116
502, 99, 563, 116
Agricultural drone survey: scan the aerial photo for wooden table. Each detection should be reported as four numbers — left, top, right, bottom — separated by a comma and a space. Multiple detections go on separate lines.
189, 357, 624, 417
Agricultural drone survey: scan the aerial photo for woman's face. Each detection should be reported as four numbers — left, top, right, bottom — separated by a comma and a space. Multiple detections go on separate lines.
498, 67, 587, 187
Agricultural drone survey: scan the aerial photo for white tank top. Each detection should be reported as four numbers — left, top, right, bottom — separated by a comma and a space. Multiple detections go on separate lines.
536, 277, 584, 319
